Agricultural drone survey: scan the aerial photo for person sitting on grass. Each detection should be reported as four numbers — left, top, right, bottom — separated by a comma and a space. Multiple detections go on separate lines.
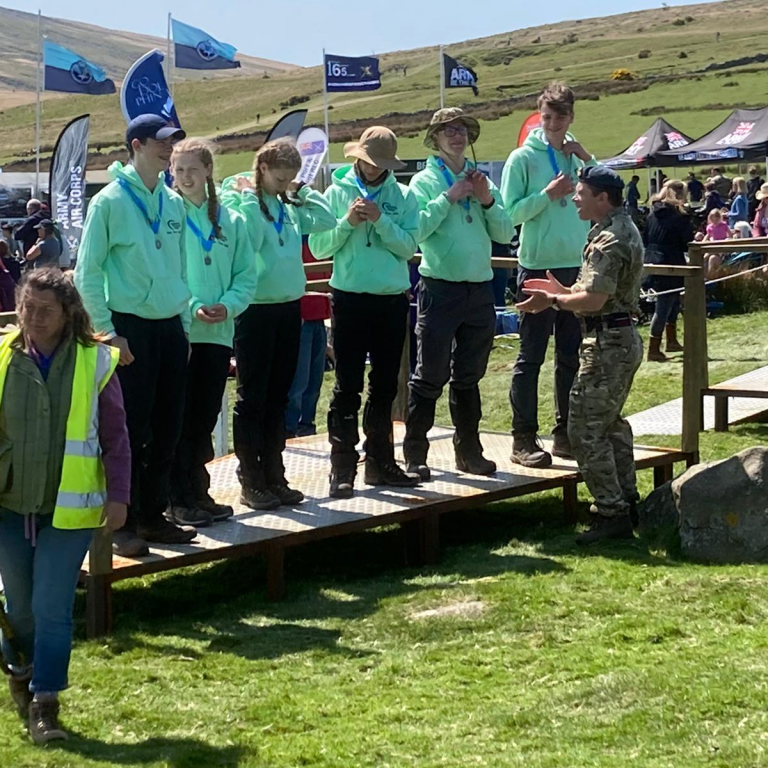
0, 268, 129, 744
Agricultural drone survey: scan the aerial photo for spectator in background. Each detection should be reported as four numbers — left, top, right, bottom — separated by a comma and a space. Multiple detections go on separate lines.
752, 183, 768, 237
703, 181, 725, 217
626, 174, 641, 210
0, 244, 15, 311
727, 177, 749, 228
1, 222, 16, 256
747, 165, 763, 219
708, 167, 731, 200
643, 179, 692, 362
25, 221, 62, 271
705, 208, 730, 242
0, 236, 20, 284
686, 171, 704, 204
286, 238, 331, 439
14, 200, 46, 257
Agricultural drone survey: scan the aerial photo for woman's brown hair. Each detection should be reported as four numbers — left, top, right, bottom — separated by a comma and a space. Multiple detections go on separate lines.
171, 137, 222, 239
17, 268, 104, 347
252, 138, 303, 223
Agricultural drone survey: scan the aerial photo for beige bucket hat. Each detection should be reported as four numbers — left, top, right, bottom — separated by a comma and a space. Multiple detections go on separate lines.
755, 182, 768, 200
343, 126, 406, 171
424, 107, 481, 150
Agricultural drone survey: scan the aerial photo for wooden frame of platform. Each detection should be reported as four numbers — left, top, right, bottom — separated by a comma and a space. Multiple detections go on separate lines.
80, 428, 690, 638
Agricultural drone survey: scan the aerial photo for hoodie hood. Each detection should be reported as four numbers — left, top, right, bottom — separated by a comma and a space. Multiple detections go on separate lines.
651, 201, 681, 218
108, 161, 165, 197
334, 163, 398, 192
524, 127, 578, 152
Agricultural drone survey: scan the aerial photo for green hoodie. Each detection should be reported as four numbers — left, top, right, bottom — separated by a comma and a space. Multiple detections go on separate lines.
308, 165, 419, 295
500, 128, 597, 271
184, 197, 257, 347
75, 162, 191, 335
220, 179, 335, 304
410, 156, 515, 283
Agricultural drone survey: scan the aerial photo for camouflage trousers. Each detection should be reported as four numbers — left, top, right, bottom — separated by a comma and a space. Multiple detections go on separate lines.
568, 326, 644, 518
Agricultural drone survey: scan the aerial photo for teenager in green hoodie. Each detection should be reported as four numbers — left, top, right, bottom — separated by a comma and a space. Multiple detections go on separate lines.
220, 139, 335, 510
500, 82, 596, 469
403, 108, 515, 481
167, 138, 257, 528
309, 127, 421, 499
75, 115, 193, 557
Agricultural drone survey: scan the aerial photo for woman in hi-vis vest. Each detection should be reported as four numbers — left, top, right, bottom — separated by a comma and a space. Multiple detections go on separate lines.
0, 269, 129, 745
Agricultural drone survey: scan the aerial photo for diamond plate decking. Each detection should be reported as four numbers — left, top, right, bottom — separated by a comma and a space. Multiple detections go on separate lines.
80, 426, 690, 637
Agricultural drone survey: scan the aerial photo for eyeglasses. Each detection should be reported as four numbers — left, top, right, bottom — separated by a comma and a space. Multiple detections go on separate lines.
441, 125, 468, 138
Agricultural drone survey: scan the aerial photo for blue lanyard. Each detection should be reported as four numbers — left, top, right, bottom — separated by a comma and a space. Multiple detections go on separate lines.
273, 201, 286, 239
186, 206, 220, 253
436, 157, 471, 214
118, 179, 163, 235
353, 175, 383, 202
546, 143, 573, 179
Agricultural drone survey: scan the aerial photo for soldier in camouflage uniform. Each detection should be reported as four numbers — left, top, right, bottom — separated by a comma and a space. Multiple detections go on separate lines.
517, 165, 645, 544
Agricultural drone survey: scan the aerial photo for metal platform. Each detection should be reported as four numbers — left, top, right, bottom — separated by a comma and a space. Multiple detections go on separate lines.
80, 426, 690, 637
628, 365, 768, 436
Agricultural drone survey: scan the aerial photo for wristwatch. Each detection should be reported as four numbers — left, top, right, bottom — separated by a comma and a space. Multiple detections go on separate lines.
481, 199, 495, 210
551, 295, 560, 310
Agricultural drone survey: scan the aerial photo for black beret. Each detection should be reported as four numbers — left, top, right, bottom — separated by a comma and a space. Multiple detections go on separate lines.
579, 164, 625, 192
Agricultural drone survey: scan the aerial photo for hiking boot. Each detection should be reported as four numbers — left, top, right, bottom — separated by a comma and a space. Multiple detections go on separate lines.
8, 670, 32, 719
137, 517, 196, 545
455, 452, 496, 476
364, 458, 420, 488
268, 483, 305, 506
551, 432, 574, 460
196, 496, 235, 522
166, 505, 213, 528
510, 433, 552, 469
576, 514, 634, 545
329, 470, 356, 499
28, 698, 67, 744
665, 323, 684, 353
647, 336, 668, 363
112, 530, 149, 558
240, 486, 281, 511
405, 462, 431, 482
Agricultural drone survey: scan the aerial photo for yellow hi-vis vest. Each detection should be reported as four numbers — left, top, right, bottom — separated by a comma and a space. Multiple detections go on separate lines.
0, 331, 120, 530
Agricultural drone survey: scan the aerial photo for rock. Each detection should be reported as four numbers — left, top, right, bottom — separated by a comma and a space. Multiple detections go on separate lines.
675, 446, 768, 563
639, 447, 768, 562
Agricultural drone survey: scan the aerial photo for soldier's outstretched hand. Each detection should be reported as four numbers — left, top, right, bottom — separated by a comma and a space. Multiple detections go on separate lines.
521, 270, 569, 296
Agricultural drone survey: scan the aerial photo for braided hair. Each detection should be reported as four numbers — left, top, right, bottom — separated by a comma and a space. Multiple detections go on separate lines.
252, 138, 303, 223
171, 137, 222, 239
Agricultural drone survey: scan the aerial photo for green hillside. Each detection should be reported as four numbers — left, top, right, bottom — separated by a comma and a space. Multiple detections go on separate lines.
3, 0, 767, 174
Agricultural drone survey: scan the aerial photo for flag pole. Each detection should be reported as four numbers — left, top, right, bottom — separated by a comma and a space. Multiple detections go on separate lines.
35, 9, 42, 197
167, 12, 174, 99
439, 44, 445, 109
322, 48, 331, 187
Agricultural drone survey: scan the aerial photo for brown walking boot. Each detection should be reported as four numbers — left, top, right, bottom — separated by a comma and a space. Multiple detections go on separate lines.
510, 433, 552, 468
665, 323, 684, 352
28, 697, 67, 744
646, 336, 668, 363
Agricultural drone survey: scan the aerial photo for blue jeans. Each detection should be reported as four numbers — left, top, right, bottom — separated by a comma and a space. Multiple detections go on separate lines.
285, 320, 327, 437
0, 509, 93, 693
650, 294, 680, 338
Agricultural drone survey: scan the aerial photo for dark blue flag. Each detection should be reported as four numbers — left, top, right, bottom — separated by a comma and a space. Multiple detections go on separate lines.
43, 42, 115, 95
443, 53, 479, 97
172, 18, 241, 70
120, 50, 181, 128
324, 54, 381, 92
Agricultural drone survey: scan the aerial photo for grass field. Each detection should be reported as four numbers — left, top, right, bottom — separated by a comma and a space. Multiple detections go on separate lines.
0, 309, 766, 767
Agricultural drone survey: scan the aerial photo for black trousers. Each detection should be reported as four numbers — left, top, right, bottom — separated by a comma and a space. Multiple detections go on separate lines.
233, 302, 301, 489
510, 266, 581, 437
328, 289, 408, 472
170, 343, 232, 506
404, 277, 496, 463
112, 312, 188, 530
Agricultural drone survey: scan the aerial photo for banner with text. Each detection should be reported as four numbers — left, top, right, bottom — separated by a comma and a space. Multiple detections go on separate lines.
296, 128, 329, 185
443, 53, 479, 96
120, 49, 181, 127
324, 53, 381, 92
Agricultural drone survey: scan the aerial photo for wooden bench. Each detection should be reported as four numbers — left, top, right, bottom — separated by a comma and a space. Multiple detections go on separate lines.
702, 383, 768, 432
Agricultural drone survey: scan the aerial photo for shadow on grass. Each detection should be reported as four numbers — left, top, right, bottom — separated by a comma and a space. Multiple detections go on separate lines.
54, 735, 248, 767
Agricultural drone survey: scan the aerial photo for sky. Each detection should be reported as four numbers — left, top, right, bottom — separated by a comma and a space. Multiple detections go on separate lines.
9, 0, 720, 67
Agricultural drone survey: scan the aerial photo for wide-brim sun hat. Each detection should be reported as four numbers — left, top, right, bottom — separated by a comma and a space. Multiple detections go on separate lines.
756, 183, 768, 200
344, 126, 406, 171
424, 107, 481, 150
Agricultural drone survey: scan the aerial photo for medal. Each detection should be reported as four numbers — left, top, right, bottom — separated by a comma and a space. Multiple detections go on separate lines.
204, 256, 212, 266
272, 202, 286, 247
186, 206, 220, 265
547, 142, 575, 208
278, 237, 284, 247
436, 157, 473, 223
466, 214, 473, 224
560, 199, 568, 208
118, 178, 165, 247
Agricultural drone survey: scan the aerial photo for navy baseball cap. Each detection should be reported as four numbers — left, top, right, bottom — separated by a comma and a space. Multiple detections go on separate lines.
126, 114, 186, 145
34, 219, 54, 230
579, 165, 625, 191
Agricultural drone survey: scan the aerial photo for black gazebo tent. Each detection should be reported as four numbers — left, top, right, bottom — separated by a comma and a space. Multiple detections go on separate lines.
658, 108, 768, 165
601, 118, 695, 170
